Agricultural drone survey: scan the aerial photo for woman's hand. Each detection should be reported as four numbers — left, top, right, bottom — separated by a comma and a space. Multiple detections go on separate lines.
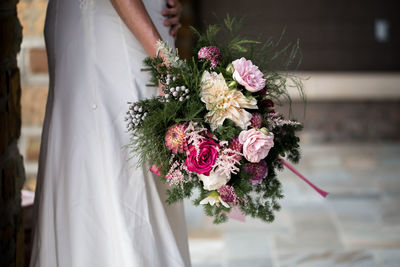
162, 0, 182, 40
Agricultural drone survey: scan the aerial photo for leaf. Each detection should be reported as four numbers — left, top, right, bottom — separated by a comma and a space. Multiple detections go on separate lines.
189, 26, 202, 38
234, 40, 261, 46
232, 44, 248, 52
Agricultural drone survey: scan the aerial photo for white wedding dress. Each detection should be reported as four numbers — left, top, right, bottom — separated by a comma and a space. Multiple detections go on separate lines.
29, 0, 191, 266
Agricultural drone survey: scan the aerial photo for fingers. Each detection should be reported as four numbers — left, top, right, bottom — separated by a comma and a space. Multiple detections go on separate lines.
161, 5, 181, 17
163, 16, 180, 27
162, 0, 182, 38
162, 7, 176, 16
167, 0, 181, 8
167, 0, 176, 7
169, 23, 181, 39
162, 0, 181, 16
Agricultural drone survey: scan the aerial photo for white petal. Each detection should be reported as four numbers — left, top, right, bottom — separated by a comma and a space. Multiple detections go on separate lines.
233, 70, 247, 88
219, 197, 230, 208
200, 196, 216, 206
199, 197, 210, 205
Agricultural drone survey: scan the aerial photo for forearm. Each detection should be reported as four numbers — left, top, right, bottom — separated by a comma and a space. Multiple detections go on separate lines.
109, 0, 161, 58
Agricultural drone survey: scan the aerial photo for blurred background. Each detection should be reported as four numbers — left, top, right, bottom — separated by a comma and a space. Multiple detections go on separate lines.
2, 0, 399, 266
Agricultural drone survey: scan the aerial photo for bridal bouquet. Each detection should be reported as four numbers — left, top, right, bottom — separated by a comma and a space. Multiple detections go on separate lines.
126, 16, 325, 224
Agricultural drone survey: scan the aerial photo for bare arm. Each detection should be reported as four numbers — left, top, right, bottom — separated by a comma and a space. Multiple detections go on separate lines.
109, 0, 161, 58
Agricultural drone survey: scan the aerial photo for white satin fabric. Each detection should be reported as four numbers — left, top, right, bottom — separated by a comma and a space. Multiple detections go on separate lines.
29, 0, 191, 266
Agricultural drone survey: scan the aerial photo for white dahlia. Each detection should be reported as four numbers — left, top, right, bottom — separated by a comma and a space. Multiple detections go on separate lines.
200, 71, 258, 130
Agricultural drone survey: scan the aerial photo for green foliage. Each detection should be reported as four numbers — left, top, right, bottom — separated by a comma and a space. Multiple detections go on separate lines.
269, 121, 303, 164
214, 119, 242, 141
165, 182, 195, 205
143, 56, 165, 86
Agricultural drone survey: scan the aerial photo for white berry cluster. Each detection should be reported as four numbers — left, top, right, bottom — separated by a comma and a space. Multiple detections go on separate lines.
165, 73, 176, 85
125, 102, 148, 130
163, 74, 190, 102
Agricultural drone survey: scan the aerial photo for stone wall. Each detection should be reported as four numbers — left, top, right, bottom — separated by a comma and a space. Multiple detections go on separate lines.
16, 0, 48, 193
0, 0, 26, 266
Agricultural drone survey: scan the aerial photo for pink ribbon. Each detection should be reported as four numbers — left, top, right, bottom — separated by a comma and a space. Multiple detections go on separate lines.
227, 157, 329, 223
227, 205, 246, 222
279, 157, 329, 198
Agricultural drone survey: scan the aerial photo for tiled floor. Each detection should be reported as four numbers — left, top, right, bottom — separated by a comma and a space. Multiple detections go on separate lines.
185, 143, 400, 267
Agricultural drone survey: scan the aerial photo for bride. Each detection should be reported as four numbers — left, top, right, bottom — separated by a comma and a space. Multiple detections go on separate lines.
29, 0, 191, 266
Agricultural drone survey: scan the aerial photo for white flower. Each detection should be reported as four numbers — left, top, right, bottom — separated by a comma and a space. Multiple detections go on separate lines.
200, 71, 258, 130
198, 170, 229, 191
199, 192, 230, 208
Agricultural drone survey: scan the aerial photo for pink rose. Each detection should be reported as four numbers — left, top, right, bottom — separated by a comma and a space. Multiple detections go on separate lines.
238, 128, 274, 163
185, 138, 219, 176
232, 57, 266, 92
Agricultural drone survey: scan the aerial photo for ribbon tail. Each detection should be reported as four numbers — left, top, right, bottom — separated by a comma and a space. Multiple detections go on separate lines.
279, 157, 329, 198
227, 205, 246, 222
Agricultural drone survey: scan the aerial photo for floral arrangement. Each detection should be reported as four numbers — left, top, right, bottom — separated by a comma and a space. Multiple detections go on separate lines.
126, 16, 326, 224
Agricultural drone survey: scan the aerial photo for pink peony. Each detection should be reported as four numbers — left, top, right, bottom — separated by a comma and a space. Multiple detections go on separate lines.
198, 46, 221, 69
165, 123, 187, 154
244, 160, 268, 185
185, 138, 219, 176
218, 185, 238, 203
238, 128, 274, 163
232, 57, 266, 92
